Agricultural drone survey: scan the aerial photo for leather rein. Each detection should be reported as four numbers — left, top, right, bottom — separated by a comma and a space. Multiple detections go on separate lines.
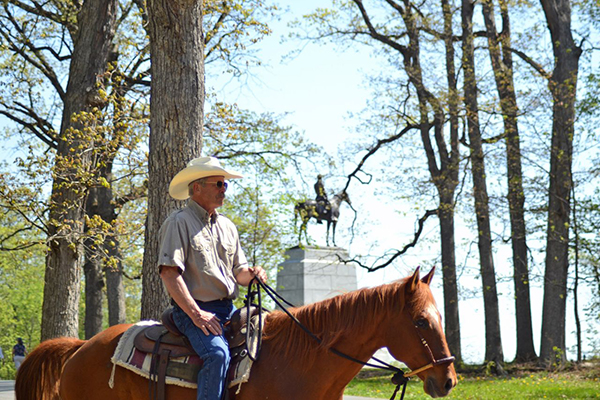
247, 279, 455, 400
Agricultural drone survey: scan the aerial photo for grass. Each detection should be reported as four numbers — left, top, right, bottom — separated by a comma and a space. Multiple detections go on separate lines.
344, 360, 600, 399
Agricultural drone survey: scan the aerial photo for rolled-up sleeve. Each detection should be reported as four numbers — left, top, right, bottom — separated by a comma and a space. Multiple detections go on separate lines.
157, 213, 188, 273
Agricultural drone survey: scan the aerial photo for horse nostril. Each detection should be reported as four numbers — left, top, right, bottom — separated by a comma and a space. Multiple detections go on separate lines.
445, 378, 454, 392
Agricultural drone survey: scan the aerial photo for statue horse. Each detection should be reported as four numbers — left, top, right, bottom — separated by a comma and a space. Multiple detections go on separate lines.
16, 267, 456, 400
294, 190, 351, 247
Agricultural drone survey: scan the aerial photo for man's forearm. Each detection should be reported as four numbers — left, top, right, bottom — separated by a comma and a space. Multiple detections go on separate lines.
160, 266, 201, 318
160, 265, 223, 335
235, 266, 268, 286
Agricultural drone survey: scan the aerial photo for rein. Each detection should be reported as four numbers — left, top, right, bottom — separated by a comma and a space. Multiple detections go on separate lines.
249, 279, 455, 400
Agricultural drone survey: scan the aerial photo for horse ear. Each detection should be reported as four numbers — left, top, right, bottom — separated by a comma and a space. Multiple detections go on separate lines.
421, 266, 435, 286
408, 266, 421, 293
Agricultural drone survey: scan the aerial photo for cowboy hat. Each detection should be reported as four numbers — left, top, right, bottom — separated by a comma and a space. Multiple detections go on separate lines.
168, 156, 242, 200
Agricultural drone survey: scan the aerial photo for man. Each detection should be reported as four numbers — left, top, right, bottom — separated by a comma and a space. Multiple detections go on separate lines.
12, 338, 27, 371
313, 174, 329, 224
158, 156, 267, 400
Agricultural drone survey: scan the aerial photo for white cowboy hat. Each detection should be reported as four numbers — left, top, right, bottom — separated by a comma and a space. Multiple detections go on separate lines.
168, 156, 242, 200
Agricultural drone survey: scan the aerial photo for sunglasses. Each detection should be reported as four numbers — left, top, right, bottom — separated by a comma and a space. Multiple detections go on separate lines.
204, 180, 228, 190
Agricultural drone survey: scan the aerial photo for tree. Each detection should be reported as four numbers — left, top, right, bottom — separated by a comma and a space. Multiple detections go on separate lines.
480, 0, 537, 363
461, 0, 504, 371
538, 0, 582, 367
140, 0, 206, 320
40, 0, 119, 340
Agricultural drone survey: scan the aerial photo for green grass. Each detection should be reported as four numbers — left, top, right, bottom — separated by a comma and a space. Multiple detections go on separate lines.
344, 362, 600, 399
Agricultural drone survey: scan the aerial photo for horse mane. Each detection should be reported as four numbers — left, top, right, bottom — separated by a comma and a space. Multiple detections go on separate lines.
263, 276, 433, 368
15, 337, 85, 400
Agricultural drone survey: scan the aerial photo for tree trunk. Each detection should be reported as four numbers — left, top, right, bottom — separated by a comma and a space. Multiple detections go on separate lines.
106, 238, 127, 326
461, 0, 504, 371
538, 0, 581, 368
83, 202, 105, 339
141, 0, 206, 320
481, 0, 537, 363
41, 0, 118, 341
439, 193, 461, 363
438, 0, 462, 363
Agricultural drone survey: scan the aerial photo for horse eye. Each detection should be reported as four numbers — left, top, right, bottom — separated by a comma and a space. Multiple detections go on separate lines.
415, 318, 429, 329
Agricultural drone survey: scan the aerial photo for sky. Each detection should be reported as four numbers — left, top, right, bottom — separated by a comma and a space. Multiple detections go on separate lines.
211, 1, 598, 364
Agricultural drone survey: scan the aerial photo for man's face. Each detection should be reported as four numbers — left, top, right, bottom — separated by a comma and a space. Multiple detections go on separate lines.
193, 175, 227, 213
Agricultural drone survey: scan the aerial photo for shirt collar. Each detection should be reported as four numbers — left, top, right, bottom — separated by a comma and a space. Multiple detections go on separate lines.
188, 199, 219, 223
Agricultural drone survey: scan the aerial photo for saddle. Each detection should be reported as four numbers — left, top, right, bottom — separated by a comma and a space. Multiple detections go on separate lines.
133, 305, 262, 400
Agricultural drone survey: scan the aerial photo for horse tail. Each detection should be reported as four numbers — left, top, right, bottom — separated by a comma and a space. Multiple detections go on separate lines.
15, 337, 86, 400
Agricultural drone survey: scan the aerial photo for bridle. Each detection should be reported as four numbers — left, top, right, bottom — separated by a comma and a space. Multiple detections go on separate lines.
247, 279, 455, 400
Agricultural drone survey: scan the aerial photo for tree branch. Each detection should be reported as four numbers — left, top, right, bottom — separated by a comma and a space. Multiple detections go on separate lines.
338, 209, 438, 271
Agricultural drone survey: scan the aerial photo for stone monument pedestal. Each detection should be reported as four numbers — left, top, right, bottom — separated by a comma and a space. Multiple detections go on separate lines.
276, 246, 356, 306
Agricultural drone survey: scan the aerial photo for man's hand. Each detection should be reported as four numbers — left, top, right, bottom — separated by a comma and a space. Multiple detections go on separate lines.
250, 266, 268, 283
193, 309, 222, 336
235, 265, 268, 286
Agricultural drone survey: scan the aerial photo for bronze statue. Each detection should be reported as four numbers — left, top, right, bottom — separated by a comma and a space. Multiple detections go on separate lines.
313, 175, 330, 224
294, 182, 351, 247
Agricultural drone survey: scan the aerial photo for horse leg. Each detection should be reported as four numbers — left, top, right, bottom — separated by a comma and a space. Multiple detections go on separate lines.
332, 221, 337, 247
301, 217, 311, 245
326, 221, 331, 247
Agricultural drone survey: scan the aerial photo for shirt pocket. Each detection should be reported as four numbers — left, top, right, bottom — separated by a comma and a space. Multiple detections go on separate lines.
218, 239, 236, 268
190, 233, 210, 260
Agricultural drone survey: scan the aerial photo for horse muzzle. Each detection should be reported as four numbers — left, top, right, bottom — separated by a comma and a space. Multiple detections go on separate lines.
424, 374, 456, 398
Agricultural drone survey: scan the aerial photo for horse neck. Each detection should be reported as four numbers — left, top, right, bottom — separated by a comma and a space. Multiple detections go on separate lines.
330, 193, 344, 207
265, 284, 401, 366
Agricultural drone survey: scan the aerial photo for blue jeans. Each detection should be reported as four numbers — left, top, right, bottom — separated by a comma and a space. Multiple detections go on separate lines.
172, 300, 235, 400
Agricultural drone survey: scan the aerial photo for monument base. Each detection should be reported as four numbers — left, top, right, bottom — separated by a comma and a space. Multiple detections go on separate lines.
276, 246, 356, 306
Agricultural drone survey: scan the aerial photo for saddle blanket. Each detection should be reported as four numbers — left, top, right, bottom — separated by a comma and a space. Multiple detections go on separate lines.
109, 321, 201, 389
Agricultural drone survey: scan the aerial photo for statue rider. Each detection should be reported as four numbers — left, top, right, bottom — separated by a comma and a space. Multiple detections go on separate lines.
313, 174, 330, 224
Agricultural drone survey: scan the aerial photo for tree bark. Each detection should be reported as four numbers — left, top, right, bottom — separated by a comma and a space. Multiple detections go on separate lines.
481, 0, 537, 363
539, 0, 581, 368
41, 0, 118, 341
461, 0, 504, 371
141, 0, 206, 320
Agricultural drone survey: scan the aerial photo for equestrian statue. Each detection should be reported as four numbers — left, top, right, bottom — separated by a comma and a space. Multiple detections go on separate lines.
295, 175, 351, 247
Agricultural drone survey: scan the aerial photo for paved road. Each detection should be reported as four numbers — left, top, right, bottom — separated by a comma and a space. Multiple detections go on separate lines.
0, 381, 378, 400
0, 381, 14, 400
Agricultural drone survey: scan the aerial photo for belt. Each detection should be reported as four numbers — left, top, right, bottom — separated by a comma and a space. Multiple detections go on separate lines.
195, 298, 232, 306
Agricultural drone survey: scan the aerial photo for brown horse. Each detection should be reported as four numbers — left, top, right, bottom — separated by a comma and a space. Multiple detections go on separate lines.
16, 267, 456, 400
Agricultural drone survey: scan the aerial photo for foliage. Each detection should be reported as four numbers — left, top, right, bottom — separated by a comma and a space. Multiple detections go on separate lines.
0, 209, 45, 380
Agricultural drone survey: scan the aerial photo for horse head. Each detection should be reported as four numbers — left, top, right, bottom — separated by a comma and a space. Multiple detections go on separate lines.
384, 267, 457, 398
337, 190, 351, 206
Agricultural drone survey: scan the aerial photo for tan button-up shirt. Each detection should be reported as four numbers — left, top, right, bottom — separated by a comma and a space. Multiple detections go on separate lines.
157, 200, 248, 301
